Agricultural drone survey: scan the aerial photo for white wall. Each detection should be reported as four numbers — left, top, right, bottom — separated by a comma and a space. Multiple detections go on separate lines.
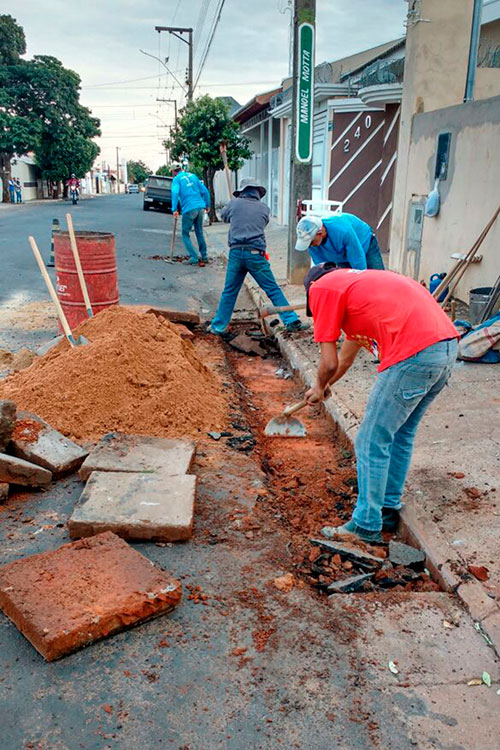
392, 95, 500, 302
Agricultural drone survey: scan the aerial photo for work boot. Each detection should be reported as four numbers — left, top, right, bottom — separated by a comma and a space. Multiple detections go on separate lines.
322, 519, 383, 544
382, 507, 400, 532
285, 320, 310, 333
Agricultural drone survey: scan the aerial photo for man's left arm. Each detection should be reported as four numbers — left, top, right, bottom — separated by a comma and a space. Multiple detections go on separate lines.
197, 178, 211, 208
171, 177, 180, 214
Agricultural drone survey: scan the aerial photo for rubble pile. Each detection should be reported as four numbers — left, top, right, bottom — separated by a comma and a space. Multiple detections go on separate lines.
0, 306, 227, 441
306, 538, 439, 594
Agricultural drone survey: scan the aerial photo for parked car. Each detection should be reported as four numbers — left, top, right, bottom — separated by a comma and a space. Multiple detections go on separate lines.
143, 175, 173, 211
127, 183, 139, 194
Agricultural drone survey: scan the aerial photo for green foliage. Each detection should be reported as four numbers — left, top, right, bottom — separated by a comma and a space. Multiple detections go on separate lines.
156, 164, 172, 177
166, 95, 251, 174
36, 126, 99, 182
127, 159, 151, 183
165, 95, 252, 218
0, 17, 101, 198
0, 15, 26, 64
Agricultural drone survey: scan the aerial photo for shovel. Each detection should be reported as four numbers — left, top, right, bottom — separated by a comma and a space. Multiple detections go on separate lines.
260, 302, 307, 318
164, 214, 178, 264
264, 398, 308, 438
29, 236, 88, 348
66, 213, 93, 318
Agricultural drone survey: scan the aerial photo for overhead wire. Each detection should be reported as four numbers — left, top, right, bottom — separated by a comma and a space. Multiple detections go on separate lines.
193, 0, 227, 91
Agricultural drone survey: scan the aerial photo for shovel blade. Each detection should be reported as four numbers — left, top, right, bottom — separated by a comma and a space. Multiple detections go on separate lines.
264, 415, 307, 438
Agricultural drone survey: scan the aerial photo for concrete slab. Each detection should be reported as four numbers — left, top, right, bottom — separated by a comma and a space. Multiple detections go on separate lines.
125, 305, 201, 327
11, 412, 88, 476
0, 399, 16, 452
68, 470, 196, 541
79, 432, 195, 481
340, 592, 500, 687
0, 531, 181, 661
371, 684, 500, 750
0, 453, 52, 487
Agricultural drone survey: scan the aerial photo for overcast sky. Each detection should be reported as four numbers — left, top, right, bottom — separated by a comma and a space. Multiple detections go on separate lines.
12, 0, 407, 171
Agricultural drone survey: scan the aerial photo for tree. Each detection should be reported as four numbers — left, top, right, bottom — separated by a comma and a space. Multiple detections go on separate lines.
0, 14, 25, 64
0, 16, 100, 201
36, 126, 99, 184
127, 159, 151, 184
165, 95, 252, 221
156, 164, 172, 177
0, 16, 40, 200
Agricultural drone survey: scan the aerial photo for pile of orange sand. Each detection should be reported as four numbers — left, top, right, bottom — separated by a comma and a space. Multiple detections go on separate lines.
0, 306, 227, 442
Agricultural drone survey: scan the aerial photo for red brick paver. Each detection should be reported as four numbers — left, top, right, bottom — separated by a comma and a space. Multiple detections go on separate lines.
0, 531, 181, 660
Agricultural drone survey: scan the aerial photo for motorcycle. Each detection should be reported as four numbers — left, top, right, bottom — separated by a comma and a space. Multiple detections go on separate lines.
70, 186, 79, 205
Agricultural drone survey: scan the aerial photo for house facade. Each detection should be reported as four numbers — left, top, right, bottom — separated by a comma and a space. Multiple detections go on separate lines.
390, 0, 500, 303
233, 0, 500, 268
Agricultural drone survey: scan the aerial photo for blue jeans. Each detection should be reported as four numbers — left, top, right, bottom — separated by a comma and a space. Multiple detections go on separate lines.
211, 247, 299, 333
337, 234, 385, 270
352, 338, 458, 531
181, 208, 207, 262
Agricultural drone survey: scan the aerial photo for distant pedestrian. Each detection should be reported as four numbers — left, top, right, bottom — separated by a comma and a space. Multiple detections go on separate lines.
295, 213, 385, 270
8, 179, 15, 203
209, 178, 309, 335
14, 179, 22, 204
170, 161, 210, 266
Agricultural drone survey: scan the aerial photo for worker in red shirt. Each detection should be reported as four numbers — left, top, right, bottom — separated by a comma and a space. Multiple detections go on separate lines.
304, 264, 459, 543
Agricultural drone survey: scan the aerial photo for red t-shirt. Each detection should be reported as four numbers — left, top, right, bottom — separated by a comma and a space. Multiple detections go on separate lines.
310, 269, 459, 371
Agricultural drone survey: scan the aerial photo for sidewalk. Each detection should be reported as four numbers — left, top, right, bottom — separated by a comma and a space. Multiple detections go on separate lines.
244, 220, 500, 654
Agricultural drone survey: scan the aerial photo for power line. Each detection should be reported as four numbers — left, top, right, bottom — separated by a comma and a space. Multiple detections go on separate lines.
194, 0, 227, 91
85, 79, 277, 91
82, 74, 168, 89
194, 0, 213, 53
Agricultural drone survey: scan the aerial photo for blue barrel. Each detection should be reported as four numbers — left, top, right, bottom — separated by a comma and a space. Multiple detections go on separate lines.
430, 273, 448, 302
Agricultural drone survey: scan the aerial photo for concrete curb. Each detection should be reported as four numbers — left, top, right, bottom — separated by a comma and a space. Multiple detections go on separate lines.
244, 276, 500, 657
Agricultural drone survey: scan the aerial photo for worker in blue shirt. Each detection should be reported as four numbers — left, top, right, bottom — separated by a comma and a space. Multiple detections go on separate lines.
295, 213, 385, 270
171, 162, 211, 266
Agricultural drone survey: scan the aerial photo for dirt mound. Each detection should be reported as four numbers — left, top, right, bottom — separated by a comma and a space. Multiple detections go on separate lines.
0, 306, 227, 442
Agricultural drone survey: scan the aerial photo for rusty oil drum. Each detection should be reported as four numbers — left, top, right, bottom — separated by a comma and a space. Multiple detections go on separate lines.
54, 231, 119, 330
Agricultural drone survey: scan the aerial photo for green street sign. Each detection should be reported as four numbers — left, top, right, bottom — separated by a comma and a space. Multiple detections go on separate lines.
295, 22, 315, 163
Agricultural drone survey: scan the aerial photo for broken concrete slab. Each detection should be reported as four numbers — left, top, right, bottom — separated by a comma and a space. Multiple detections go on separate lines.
0, 531, 182, 661
327, 573, 373, 594
388, 540, 426, 570
228, 333, 267, 357
311, 539, 385, 567
125, 305, 201, 328
78, 432, 195, 481
146, 306, 201, 327
0, 400, 16, 452
0, 453, 52, 487
0, 483, 8, 503
11, 412, 88, 476
68, 470, 196, 541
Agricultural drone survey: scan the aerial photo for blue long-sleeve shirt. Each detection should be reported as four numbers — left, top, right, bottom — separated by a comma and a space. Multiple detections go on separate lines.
309, 213, 374, 269
171, 171, 210, 213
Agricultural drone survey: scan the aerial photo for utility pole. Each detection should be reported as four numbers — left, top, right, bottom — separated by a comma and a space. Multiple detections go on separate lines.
156, 98, 178, 128
155, 26, 193, 101
287, 0, 315, 284
116, 146, 121, 194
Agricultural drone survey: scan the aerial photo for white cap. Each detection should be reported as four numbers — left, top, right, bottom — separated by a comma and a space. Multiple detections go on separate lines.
170, 161, 182, 171
295, 215, 323, 251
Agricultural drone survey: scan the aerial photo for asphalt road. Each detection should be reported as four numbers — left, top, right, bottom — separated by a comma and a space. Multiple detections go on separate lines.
0, 194, 236, 350
0, 196, 498, 749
